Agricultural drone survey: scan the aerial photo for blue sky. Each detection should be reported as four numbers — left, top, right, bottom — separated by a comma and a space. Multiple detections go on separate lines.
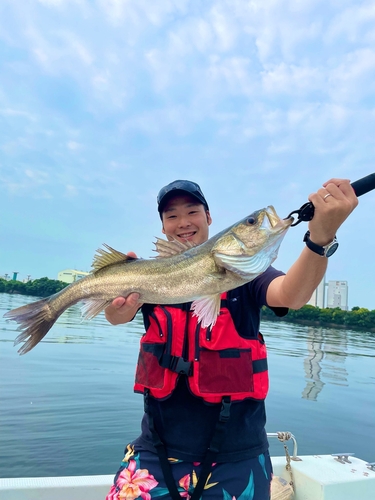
1, 0, 375, 310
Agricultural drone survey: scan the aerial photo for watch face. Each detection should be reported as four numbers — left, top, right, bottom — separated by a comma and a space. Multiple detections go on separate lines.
325, 242, 339, 257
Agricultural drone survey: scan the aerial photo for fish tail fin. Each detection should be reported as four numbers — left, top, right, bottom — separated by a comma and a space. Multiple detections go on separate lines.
4, 298, 58, 355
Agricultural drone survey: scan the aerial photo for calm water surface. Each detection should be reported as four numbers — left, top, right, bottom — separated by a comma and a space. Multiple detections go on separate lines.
1, 292, 374, 478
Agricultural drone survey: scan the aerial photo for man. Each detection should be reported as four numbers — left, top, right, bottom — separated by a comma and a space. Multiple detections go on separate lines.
105, 179, 357, 500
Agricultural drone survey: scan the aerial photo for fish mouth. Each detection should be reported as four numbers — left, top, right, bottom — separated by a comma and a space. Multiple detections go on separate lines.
263, 206, 294, 230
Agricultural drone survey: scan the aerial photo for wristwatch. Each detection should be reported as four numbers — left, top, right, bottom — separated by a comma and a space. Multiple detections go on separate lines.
303, 231, 339, 257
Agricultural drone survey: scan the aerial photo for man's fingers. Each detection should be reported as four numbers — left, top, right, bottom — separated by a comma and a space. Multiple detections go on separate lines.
322, 178, 350, 188
126, 293, 141, 308
112, 297, 127, 309
111, 293, 140, 310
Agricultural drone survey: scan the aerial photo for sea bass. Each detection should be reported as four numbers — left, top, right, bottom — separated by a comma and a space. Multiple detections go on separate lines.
4, 206, 293, 355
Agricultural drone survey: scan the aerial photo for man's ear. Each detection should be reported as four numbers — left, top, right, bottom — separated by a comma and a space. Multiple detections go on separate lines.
161, 225, 166, 235
206, 211, 212, 226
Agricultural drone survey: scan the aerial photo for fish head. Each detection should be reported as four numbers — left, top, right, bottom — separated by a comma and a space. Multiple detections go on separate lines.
211, 207, 293, 275
231, 205, 293, 254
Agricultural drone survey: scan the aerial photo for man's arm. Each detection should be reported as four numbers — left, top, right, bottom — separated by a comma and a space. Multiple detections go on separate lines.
266, 178, 358, 309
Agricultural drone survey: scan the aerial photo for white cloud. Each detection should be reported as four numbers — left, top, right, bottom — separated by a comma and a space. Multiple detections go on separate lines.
328, 48, 375, 103
67, 141, 82, 151
207, 56, 255, 96
0, 108, 36, 121
326, 1, 375, 44
97, 0, 188, 27
209, 4, 237, 51
262, 63, 324, 95
64, 184, 79, 196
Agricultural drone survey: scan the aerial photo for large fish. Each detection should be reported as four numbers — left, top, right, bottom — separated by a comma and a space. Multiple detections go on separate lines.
4, 206, 293, 355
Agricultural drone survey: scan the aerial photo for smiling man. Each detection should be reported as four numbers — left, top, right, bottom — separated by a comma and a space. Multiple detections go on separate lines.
158, 180, 212, 244
105, 178, 357, 500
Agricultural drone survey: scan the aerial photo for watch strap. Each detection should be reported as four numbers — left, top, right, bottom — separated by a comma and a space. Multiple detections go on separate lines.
303, 231, 338, 257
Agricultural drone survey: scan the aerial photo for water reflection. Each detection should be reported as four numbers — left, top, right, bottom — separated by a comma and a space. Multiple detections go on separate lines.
302, 328, 325, 401
302, 327, 349, 401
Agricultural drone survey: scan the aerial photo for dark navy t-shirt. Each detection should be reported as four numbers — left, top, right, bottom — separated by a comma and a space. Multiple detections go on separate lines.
132, 266, 287, 462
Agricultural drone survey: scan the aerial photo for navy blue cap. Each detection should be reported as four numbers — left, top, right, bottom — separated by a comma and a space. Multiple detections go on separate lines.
157, 180, 209, 216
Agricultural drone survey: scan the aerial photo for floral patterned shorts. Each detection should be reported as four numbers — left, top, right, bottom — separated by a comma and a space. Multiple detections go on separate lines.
106, 444, 272, 500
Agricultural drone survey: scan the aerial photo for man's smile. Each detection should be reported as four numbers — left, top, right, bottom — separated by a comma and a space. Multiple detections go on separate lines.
177, 231, 196, 240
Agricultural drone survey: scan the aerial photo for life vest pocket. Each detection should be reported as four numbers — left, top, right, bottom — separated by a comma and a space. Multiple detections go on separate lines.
197, 348, 254, 394
199, 308, 244, 350
135, 343, 166, 389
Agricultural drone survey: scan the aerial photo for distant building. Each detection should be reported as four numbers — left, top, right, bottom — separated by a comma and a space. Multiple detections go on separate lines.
58, 269, 89, 284
307, 275, 326, 308
327, 281, 348, 310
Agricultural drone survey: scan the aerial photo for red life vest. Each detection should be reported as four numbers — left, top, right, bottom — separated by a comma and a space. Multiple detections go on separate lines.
134, 292, 269, 404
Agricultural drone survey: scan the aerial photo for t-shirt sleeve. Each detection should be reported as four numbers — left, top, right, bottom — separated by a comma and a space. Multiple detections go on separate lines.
249, 266, 289, 317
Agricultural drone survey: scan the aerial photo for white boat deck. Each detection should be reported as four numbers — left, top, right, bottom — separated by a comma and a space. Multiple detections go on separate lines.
1, 454, 374, 500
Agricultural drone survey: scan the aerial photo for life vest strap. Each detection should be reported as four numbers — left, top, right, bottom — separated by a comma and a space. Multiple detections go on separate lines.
253, 358, 268, 373
145, 390, 231, 500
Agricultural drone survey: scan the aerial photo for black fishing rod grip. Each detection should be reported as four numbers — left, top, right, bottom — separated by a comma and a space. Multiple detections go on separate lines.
289, 172, 375, 225
350, 173, 375, 197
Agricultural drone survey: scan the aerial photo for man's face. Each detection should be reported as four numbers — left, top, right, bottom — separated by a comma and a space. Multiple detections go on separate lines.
161, 194, 212, 245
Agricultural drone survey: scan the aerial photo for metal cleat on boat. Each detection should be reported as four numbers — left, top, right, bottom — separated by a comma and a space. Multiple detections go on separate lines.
365, 462, 375, 472
331, 453, 355, 464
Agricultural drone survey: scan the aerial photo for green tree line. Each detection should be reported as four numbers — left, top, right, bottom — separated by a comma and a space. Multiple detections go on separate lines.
1, 277, 374, 332
0, 277, 68, 297
262, 304, 375, 332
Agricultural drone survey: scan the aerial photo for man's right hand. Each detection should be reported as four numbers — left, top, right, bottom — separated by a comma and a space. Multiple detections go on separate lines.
104, 252, 143, 325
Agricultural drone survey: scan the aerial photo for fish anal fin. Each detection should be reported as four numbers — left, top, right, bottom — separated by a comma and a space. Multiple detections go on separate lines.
92, 244, 137, 272
153, 237, 193, 258
81, 298, 113, 320
191, 294, 222, 329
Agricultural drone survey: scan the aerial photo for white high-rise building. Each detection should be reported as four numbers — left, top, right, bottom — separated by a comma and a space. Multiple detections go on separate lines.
327, 281, 348, 311
307, 275, 326, 308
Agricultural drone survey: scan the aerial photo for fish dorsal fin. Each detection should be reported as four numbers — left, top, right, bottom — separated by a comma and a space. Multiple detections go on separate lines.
92, 244, 137, 272
153, 237, 193, 258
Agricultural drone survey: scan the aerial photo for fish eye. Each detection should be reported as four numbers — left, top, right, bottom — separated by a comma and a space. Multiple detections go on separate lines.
247, 217, 256, 225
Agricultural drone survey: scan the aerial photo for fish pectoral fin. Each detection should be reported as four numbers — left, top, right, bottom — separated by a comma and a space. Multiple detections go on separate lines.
92, 244, 137, 272
212, 233, 247, 254
214, 252, 271, 278
153, 237, 193, 258
191, 294, 222, 329
81, 298, 113, 320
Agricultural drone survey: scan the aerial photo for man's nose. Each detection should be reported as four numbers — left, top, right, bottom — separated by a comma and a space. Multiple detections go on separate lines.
178, 217, 191, 227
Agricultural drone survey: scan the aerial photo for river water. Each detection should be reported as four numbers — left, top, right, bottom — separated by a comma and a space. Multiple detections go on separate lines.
0, 292, 374, 478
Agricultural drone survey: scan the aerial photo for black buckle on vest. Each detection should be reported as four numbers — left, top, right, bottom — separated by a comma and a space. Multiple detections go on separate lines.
219, 397, 231, 422
160, 354, 193, 376
172, 356, 193, 375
